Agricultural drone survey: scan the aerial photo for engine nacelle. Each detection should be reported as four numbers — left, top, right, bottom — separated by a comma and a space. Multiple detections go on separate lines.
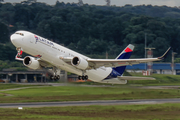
71, 57, 88, 70
23, 56, 41, 70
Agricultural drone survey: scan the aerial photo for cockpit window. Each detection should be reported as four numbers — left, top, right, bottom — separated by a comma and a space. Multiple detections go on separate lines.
15, 32, 24, 36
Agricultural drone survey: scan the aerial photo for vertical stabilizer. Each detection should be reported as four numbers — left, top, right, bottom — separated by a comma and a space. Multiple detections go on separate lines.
116, 44, 134, 59
113, 44, 134, 75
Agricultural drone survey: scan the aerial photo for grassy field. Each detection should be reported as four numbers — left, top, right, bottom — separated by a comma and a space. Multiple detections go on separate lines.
0, 73, 180, 103
0, 74, 180, 119
0, 103, 180, 120
127, 73, 180, 85
0, 85, 179, 103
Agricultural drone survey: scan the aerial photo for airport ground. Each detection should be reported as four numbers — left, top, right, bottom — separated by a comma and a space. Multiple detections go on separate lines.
0, 76, 180, 119
1, 103, 180, 120
0, 83, 180, 103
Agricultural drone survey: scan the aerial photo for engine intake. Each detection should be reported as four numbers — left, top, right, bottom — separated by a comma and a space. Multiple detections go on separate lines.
23, 56, 41, 70
71, 57, 88, 70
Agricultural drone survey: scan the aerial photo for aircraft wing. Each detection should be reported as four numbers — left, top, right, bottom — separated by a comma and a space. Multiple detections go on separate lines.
87, 58, 161, 68
87, 47, 171, 69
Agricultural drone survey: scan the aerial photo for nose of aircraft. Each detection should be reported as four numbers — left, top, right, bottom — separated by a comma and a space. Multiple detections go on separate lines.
10, 34, 22, 46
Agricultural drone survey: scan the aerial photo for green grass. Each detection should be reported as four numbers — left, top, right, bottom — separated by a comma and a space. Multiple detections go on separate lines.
0, 93, 3, 97
1, 103, 180, 120
128, 73, 180, 85
0, 73, 180, 103
0, 85, 180, 103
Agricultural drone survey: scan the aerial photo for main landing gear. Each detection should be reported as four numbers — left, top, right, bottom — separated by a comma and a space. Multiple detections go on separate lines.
50, 67, 60, 81
78, 70, 89, 80
50, 75, 60, 81
78, 75, 88, 80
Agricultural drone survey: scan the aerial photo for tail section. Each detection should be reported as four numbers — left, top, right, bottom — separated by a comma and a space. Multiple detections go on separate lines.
116, 44, 134, 59
113, 44, 134, 75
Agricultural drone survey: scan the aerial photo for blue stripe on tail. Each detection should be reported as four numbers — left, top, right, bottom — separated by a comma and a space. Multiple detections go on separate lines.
113, 52, 132, 75
104, 51, 133, 80
104, 44, 134, 80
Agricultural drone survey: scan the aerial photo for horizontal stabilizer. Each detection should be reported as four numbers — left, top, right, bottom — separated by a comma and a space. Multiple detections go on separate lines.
117, 76, 155, 80
101, 78, 127, 84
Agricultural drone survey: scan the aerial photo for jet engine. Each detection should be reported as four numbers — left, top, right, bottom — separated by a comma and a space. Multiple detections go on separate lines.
71, 57, 88, 70
23, 56, 41, 70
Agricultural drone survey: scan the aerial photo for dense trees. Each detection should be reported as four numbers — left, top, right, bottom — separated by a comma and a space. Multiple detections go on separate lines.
1, 2, 180, 62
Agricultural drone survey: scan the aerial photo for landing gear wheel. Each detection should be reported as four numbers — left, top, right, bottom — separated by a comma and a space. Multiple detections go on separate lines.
50, 75, 60, 81
85, 75, 88, 80
78, 75, 88, 80
51, 67, 61, 81
54, 76, 57, 80
78, 76, 81, 80
50, 75, 54, 80
56, 75, 60, 80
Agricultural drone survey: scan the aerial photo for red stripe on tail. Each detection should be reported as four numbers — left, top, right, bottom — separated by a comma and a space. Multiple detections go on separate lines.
125, 47, 133, 52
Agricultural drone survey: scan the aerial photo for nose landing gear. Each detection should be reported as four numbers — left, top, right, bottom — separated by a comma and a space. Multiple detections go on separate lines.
16, 47, 23, 58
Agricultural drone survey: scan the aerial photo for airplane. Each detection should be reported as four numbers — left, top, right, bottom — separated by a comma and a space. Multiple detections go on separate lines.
10, 30, 171, 84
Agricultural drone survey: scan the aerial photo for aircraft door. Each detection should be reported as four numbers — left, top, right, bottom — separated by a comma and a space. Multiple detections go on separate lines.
30, 36, 35, 43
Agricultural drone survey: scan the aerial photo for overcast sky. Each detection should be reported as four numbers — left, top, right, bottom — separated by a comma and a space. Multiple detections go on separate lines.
4, 0, 180, 7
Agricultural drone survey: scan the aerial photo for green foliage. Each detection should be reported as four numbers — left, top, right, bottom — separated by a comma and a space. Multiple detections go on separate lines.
1, 3, 180, 62
0, 60, 25, 71
0, 23, 9, 43
175, 58, 180, 63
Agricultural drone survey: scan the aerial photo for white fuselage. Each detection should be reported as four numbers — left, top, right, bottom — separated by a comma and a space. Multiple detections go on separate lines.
11, 31, 113, 82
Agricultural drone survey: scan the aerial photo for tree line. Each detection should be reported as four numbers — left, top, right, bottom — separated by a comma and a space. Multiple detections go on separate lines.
0, 2, 180, 62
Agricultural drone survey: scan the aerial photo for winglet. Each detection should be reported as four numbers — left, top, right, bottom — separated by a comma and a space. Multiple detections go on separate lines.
158, 47, 171, 59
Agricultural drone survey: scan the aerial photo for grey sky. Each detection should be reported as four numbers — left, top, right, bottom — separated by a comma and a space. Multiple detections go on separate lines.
4, 0, 180, 7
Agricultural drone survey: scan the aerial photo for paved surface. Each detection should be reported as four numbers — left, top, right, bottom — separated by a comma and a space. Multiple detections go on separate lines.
0, 87, 32, 92
0, 98, 180, 108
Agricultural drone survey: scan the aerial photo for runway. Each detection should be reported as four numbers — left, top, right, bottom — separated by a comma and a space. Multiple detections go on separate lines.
1, 98, 180, 108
